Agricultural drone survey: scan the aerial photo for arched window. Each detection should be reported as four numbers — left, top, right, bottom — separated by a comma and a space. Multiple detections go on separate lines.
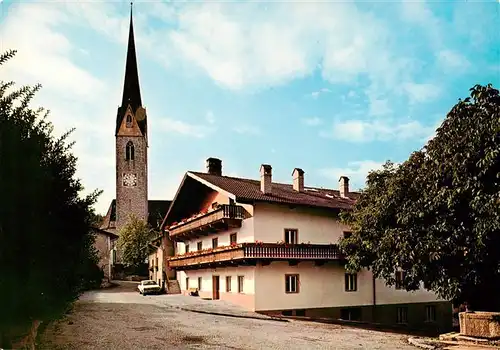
126, 114, 132, 128
125, 141, 135, 161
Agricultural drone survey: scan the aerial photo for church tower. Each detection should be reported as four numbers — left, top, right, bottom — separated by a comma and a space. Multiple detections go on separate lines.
115, 4, 148, 230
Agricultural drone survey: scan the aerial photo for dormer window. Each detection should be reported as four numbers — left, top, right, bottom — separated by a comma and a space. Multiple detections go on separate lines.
126, 114, 132, 128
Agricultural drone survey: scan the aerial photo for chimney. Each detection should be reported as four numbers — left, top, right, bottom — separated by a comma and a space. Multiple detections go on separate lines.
339, 176, 349, 198
292, 168, 305, 192
206, 157, 222, 176
260, 164, 272, 194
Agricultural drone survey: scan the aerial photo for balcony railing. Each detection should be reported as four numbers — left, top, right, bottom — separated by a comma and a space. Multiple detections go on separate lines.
168, 243, 342, 269
244, 244, 340, 259
168, 204, 245, 239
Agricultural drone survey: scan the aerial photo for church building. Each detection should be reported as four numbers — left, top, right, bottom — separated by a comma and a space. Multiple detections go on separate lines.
100, 6, 172, 275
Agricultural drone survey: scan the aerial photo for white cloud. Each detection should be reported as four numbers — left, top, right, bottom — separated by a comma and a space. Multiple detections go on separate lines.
159, 118, 215, 138
437, 50, 470, 71
400, 0, 442, 48
302, 117, 323, 126
232, 125, 261, 135
402, 82, 442, 104
310, 88, 332, 99
1, 2, 116, 214
321, 119, 434, 143
162, 2, 419, 96
205, 110, 215, 124
319, 160, 386, 190
12, 1, 443, 103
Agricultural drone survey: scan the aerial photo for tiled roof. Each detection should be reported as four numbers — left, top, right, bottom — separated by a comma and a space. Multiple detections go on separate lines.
189, 172, 359, 210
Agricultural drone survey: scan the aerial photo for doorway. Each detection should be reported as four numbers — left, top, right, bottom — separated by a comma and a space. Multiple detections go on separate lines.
212, 275, 220, 300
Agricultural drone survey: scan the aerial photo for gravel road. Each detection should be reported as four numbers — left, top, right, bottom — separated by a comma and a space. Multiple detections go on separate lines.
37, 281, 417, 350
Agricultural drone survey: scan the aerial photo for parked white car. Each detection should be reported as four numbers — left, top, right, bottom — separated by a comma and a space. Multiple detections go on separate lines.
138, 280, 161, 296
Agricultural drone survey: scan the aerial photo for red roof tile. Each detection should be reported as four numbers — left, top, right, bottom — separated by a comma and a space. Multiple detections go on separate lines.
189, 171, 359, 210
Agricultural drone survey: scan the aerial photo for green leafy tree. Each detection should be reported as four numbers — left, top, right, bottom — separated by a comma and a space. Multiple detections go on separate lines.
340, 84, 500, 311
118, 215, 156, 270
0, 50, 102, 346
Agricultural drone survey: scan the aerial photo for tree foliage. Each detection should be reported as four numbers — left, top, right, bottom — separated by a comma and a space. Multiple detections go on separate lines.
340, 84, 500, 311
0, 50, 103, 344
118, 215, 156, 269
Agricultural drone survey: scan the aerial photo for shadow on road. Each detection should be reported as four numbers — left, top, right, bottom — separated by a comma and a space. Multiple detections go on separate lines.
99, 280, 139, 293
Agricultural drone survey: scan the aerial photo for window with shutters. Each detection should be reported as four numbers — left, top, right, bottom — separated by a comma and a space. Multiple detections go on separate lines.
230, 233, 237, 244
345, 273, 357, 292
185, 244, 189, 253
212, 237, 218, 249
397, 307, 408, 324
197, 241, 202, 251
237, 276, 244, 293
284, 229, 298, 244
425, 305, 436, 322
226, 276, 232, 292
285, 274, 299, 293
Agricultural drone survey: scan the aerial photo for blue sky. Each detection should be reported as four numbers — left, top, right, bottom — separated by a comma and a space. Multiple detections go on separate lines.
1, 0, 499, 214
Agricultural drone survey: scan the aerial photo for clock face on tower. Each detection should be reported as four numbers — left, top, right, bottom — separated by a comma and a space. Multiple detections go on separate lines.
123, 173, 137, 187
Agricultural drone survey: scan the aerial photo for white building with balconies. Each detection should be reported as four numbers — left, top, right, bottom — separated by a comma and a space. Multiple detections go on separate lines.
161, 158, 452, 333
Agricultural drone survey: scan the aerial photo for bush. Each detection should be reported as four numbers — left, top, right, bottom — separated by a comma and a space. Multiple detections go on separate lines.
0, 50, 102, 346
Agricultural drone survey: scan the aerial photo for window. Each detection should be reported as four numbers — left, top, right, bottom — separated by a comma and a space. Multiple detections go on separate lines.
295, 309, 306, 317
285, 274, 299, 293
155, 257, 158, 267
237, 276, 244, 293
229, 198, 235, 205
425, 305, 436, 322
343, 231, 352, 239
212, 237, 218, 249
230, 233, 237, 244
345, 273, 357, 292
198, 277, 202, 291
395, 271, 405, 290
185, 244, 189, 253
125, 141, 135, 161
226, 276, 232, 292
396, 307, 408, 324
126, 114, 132, 127
185, 277, 189, 289
340, 308, 361, 321
284, 229, 298, 244
197, 241, 202, 251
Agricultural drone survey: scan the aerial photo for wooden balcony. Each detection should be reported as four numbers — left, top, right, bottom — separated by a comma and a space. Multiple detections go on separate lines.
168, 204, 245, 240
168, 243, 342, 270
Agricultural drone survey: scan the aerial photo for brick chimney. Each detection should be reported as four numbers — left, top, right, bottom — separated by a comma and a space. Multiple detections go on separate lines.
292, 168, 304, 192
206, 157, 222, 176
339, 176, 349, 198
260, 164, 272, 194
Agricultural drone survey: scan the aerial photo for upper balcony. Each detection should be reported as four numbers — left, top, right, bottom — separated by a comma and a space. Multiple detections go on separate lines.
167, 242, 343, 270
167, 204, 245, 240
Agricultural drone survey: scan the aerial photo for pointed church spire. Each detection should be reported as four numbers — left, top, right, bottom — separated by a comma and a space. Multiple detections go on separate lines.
121, 2, 142, 109
116, 2, 146, 136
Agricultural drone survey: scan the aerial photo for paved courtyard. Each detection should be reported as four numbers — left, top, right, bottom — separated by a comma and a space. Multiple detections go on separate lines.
38, 281, 418, 350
